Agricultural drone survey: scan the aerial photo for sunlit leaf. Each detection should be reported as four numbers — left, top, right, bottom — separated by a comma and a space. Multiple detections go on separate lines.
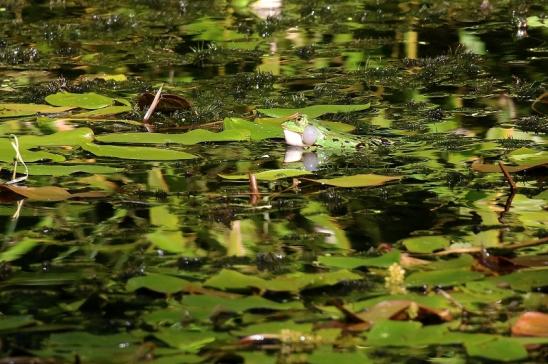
471, 160, 547, 173
45, 92, 114, 109
126, 273, 191, 294
464, 337, 528, 362
146, 230, 191, 254
487, 268, 548, 291
154, 327, 220, 353
311, 174, 401, 188
0, 185, 72, 201
223, 117, 282, 140
23, 164, 122, 176
0, 103, 74, 118
96, 129, 250, 145
74, 104, 132, 117
0, 238, 39, 262
81, 143, 197, 160
218, 169, 312, 181
318, 250, 400, 269
257, 104, 371, 119
405, 268, 484, 287
402, 235, 449, 254
508, 148, 548, 165
183, 294, 303, 313
203, 269, 267, 291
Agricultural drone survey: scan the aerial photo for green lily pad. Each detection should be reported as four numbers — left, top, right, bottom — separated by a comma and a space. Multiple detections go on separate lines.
45, 92, 114, 109
21, 164, 123, 176
146, 230, 192, 254
126, 273, 191, 294
81, 143, 197, 160
0, 103, 75, 118
405, 268, 484, 287
318, 250, 401, 269
223, 117, 282, 141
183, 294, 303, 313
75, 104, 132, 117
257, 104, 371, 119
218, 169, 312, 181
402, 235, 450, 253
0, 238, 39, 262
464, 337, 528, 362
312, 174, 401, 188
308, 348, 372, 364
0, 315, 35, 332
154, 328, 219, 353
96, 129, 250, 145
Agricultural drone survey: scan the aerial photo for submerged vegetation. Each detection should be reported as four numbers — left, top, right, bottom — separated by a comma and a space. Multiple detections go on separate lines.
0, 0, 547, 363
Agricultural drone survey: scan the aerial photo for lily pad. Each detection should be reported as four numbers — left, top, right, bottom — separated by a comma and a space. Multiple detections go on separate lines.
22, 164, 122, 176
126, 273, 191, 294
218, 169, 312, 181
0, 238, 39, 262
223, 117, 282, 141
402, 235, 450, 253
311, 174, 401, 188
257, 104, 371, 119
45, 92, 114, 110
96, 129, 250, 145
81, 143, 197, 160
318, 250, 401, 269
464, 337, 528, 362
405, 268, 484, 287
0, 103, 74, 118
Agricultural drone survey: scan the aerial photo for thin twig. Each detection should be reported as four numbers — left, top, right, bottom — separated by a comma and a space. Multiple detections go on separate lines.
498, 161, 517, 192
248, 173, 259, 205
143, 84, 163, 132
7, 134, 29, 185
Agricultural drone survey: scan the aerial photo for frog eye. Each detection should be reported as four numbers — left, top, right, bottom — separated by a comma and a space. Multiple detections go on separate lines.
302, 125, 319, 146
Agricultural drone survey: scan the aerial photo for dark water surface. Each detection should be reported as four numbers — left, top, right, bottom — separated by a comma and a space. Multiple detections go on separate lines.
0, 1, 547, 363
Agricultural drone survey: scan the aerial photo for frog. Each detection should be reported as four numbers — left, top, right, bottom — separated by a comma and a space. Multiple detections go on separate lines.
281, 113, 386, 152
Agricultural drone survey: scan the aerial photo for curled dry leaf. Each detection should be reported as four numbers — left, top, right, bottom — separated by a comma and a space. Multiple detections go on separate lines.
137, 92, 192, 113
471, 160, 547, 173
511, 312, 548, 337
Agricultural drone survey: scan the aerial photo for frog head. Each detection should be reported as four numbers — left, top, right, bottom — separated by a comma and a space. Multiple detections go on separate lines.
281, 113, 321, 147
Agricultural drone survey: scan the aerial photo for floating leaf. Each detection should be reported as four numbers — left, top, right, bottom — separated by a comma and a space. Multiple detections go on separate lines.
402, 235, 450, 253
487, 268, 548, 291
0, 238, 39, 262
223, 117, 283, 140
405, 268, 484, 287
96, 129, 250, 145
311, 174, 401, 188
508, 148, 548, 165
183, 294, 303, 313
146, 230, 192, 254
81, 143, 197, 160
75, 104, 132, 117
218, 169, 312, 181
318, 250, 400, 269
471, 160, 547, 173
256, 117, 356, 133
154, 328, 220, 353
511, 312, 548, 337
0, 103, 74, 118
0, 315, 35, 332
464, 337, 528, 362
126, 273, 191, 294
0, 185, 72, 201
23, 164, 122, 176
257, 104, 371, 119
203, 269, 267, 291
45, 92, 114, 110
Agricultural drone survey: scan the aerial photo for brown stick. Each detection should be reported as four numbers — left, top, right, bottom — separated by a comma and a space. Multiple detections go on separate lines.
143, 84, 163, 132
498, 161, 517, 192
248, 173, 259, 205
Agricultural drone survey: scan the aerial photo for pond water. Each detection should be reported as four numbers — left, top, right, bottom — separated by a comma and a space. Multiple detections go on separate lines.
0, 1, 547, 363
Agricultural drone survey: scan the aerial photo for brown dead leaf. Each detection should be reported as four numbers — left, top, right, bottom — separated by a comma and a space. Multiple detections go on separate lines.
512, 312, 548, 337
137, 92, 191, 113
471, 160, 547, 173
0, 185, 71, 201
